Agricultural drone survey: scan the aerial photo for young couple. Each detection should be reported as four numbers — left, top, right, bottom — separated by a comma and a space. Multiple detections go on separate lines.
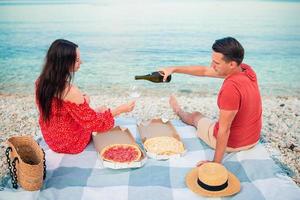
36, 37, 261, 165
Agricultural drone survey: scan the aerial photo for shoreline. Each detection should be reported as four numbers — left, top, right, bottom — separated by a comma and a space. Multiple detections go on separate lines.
0, 93, 299, 186
1, 81, 300, 99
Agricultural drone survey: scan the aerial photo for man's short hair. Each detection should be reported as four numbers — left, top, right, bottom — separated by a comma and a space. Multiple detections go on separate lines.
212, 37, 244, 65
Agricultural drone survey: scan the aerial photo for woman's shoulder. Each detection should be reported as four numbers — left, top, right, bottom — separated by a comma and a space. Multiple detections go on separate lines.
62, 84, 85, 105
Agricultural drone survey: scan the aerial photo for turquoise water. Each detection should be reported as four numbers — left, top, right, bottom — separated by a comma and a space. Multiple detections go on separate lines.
0, 0, 300, 96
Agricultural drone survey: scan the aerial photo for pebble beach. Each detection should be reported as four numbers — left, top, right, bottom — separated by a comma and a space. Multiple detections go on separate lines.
0, 91, 299, 186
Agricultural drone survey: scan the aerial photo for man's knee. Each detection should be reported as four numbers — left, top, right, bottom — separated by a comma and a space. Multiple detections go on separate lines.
191, 112, 204, 127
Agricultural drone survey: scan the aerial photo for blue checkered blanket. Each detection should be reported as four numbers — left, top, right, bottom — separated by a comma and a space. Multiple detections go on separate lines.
1, 118, 299, 200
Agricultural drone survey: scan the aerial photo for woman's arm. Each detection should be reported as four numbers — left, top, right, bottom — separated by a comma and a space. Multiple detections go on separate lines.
111, 101, 135, 117
64, 85, 135, 117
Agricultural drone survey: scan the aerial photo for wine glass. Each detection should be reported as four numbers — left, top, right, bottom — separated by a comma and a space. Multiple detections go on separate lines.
128, 85, 141, 123
128, 86, 140, 100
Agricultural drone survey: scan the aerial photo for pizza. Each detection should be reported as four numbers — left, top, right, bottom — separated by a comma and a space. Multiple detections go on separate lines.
144, 136, 185, 155
100, 144, 142, 163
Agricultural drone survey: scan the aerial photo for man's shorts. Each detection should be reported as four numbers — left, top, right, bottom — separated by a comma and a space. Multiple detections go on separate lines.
196, 117, 258, 152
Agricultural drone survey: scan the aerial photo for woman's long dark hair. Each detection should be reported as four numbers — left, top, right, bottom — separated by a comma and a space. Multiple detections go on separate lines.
36, 39, 78, 121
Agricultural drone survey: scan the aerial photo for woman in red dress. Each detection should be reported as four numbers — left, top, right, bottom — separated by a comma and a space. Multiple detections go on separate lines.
35, 39, 135, 154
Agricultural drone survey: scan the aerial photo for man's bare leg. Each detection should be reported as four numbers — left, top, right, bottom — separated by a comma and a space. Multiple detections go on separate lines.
169, 95, 204, 128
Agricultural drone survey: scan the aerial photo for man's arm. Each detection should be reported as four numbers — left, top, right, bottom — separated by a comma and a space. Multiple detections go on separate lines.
213, 109, 238, 163
173, 66, 223, 77
159, 65, 225, 81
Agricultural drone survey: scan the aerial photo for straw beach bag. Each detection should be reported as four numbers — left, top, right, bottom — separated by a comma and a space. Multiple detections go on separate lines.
5, 136, 46, 191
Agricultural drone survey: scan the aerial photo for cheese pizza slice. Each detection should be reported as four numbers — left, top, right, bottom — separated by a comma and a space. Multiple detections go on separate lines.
144, 136, 185, 155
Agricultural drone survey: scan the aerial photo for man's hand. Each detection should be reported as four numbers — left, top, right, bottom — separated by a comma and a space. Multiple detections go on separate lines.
196, 160, 211, 167
158, 67, 175, 82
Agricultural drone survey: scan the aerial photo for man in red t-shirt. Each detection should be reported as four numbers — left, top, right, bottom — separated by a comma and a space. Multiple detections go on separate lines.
160, 37, 262, 164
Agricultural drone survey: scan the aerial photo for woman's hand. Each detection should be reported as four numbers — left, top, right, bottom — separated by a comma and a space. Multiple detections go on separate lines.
111, 101, 135, 117
95, 105, 108, 113
158, 67, 175, 82
120, 101, 135, 113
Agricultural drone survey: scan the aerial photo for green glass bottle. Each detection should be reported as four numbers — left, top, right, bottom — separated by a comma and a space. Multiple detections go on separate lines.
134, 72, 171, 83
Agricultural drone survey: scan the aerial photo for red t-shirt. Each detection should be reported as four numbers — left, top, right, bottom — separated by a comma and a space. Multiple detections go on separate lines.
213, 63, 262, 148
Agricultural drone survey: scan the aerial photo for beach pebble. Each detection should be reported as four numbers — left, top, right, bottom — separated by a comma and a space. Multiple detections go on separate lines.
0, 93, 300, 186
294, 147, 300, 153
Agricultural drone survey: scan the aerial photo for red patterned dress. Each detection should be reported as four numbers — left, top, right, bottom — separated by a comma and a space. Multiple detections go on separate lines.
36, 98, 114, 154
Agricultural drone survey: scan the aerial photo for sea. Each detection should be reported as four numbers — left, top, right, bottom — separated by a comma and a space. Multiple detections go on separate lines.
1, 0, 300, 97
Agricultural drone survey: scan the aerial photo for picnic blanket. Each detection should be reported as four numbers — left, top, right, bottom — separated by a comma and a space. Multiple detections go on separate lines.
1, 117, 300, 200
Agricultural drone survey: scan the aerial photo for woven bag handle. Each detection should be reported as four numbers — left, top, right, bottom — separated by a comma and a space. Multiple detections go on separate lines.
5, 147, 19, 189
42, 148, 46, 180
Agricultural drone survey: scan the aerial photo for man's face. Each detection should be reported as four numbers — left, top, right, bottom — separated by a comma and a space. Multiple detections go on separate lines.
210, 51, 232, 76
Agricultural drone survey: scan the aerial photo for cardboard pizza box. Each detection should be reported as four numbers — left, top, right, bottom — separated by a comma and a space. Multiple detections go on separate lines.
137, 118, 187, 160
92, 126, 147, 169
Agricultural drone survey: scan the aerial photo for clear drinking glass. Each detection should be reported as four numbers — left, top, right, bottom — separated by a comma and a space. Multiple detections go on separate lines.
129, 86, 141, 100
128, 85, 141, 123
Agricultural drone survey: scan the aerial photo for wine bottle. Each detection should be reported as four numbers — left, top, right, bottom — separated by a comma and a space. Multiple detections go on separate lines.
134, 71, 171, 83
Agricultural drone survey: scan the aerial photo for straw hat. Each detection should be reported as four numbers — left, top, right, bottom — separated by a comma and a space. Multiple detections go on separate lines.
185, 162, 240, 197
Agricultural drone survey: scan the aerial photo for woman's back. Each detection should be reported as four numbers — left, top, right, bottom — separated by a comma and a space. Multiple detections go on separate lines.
35, 39, 134, 154
36, 87, 114, 154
